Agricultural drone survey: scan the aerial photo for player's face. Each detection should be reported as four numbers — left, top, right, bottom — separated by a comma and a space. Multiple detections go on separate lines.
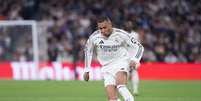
97, 21, 113, 37
125, 21, 133, 32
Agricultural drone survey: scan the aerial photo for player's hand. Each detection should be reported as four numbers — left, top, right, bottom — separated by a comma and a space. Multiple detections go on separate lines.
130, 60, 139, 70
83, 72, 90, 81
134, 63, 140, 70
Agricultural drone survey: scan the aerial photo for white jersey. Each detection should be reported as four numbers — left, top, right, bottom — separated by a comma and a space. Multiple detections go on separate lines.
85, 28, 144, 70
130, 31, 140, 42
127, 31, 143, 64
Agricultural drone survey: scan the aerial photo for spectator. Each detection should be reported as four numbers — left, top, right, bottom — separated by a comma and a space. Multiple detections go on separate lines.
0, 0, 200, 63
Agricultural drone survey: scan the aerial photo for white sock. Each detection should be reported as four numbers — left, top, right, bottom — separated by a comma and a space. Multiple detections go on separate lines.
132, 70, 139, 92
117, 98, 121, 101
117, 85, 134, 101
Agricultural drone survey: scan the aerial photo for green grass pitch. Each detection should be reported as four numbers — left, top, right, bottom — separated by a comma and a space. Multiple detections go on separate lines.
0, 80, 201, 101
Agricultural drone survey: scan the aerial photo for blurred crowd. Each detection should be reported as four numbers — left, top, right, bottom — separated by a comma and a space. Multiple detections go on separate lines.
0, 0, 201, 63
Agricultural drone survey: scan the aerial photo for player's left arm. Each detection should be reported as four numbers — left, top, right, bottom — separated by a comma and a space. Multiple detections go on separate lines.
124, 33, 144, 70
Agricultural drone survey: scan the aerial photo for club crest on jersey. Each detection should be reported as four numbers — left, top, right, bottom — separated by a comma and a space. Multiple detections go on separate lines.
99, 40, 104, 44
115, 38, 119, 43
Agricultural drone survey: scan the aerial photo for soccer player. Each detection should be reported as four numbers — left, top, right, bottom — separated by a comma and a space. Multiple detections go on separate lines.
83, 16, 144, 101
124, 21, 142, 95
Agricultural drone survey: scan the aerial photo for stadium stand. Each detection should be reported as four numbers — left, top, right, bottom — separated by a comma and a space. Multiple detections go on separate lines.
0, 0, 201, 63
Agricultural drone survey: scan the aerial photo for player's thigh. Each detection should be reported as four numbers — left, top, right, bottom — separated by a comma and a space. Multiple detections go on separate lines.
103, 72, 116, 87
105, 85, 118, 100
116, 71, 128, 85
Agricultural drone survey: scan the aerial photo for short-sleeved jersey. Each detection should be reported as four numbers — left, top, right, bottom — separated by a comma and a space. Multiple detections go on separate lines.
85, 28, 144, 70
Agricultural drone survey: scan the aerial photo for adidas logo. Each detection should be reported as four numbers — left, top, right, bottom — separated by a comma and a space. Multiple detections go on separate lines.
99, 40, 104, 44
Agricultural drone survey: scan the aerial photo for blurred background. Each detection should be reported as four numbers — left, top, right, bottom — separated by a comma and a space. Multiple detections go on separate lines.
0, 0, 200, 63
0, 0, 201, 101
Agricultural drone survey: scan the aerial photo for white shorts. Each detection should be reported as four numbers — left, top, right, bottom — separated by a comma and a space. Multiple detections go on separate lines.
101, 58, 130, 87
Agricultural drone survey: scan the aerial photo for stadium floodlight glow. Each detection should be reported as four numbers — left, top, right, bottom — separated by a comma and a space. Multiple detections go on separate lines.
0, 20, 39, 68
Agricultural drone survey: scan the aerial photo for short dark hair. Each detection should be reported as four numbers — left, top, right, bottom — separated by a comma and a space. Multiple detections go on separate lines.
96, 15, 111, 23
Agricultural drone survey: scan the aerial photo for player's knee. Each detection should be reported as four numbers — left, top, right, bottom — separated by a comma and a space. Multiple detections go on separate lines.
108, 95, 117, 100
116, 79, 127, 86
116, 72, 127, 85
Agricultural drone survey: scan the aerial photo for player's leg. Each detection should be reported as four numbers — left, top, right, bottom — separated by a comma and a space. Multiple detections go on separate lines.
131, 69, 139, 95
116, 71, 134, 101
103, 72, 120, 101
105, 85, 119, 101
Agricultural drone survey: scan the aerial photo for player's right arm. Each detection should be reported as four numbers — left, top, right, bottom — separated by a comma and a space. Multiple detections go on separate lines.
83, 36, 94, 81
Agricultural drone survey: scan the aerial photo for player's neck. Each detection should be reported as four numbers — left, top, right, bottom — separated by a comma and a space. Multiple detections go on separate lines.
103, 29, 113, 38
127, 29, 132, 33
